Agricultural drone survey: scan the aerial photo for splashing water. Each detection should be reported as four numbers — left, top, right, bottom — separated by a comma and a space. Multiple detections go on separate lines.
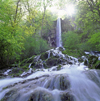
0, 62, 100, 101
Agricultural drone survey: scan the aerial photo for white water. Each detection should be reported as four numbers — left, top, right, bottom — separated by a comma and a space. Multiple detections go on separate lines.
56, 18, 62, 47
0, 63, 100, 101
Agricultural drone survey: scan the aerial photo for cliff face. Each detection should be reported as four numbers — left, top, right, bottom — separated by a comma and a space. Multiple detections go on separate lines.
43, 17, 75, 47
42, 21, 56, 47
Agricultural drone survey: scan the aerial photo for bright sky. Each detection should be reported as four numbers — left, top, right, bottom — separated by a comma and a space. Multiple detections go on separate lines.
66, 4, 75, 16
48, 4, 76, 18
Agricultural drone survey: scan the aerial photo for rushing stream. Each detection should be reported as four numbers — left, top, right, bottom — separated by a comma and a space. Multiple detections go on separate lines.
0, 60, 100, 101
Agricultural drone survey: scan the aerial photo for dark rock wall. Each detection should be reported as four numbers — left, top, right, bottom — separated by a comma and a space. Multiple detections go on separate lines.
44, 17, 75, 47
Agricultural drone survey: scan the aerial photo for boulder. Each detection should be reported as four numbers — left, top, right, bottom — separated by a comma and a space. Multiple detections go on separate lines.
60, 92, 75, 101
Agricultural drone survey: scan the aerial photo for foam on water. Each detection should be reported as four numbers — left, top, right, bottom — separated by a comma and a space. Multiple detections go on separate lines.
0, 62, 100, 101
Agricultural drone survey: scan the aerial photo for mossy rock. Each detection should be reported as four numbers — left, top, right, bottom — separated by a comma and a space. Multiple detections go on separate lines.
78, 58, 84, 62
88, 55, 98, 69
8, 67, 25, 77
95, 63, 100, 69
57, 65, 62, 70
46, 57, 62, 67
19, 56, 35, 66
40, 52, 48, 60
84, 59, 88, 65
62, 50, 67, 55
59, 75, 70, 90
43, 62, 48, 69
21, 63, 30, 69
40, 51, 54, 60
1, 89, 17, 101
58, 47, 65, 51
60, 92, 75, 101
88, 55, 98, 64
92, 60, 100, 69
28, 90, 53, 101
31, 62, 36, 67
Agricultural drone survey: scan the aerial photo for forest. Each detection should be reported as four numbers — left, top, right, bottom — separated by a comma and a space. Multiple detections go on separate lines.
1, 1, 100, 101
0, 0, 100, 69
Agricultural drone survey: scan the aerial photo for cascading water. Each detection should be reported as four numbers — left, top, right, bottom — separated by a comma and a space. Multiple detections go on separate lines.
56, 18, 62, 47
0, 63, 100, 101
0, 48, 100, 101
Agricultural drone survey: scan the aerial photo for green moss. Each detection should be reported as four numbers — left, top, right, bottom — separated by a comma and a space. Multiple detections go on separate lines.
46, 57, 62, 67
92, 60, 100, 69
84, 59, 88, 65
62, 50, 67, 54
62, 49, 83, 58
28, 90, 53, 101
88, 55, 99, 69
60, 92, 75, 101
8, 67, 29, 77
40, 52, 48, 60
21, 63, 29, 69
19, 55, 35, 67
43, 62, 48, 69
0, 99, 4, 101
57, 65, 62, 70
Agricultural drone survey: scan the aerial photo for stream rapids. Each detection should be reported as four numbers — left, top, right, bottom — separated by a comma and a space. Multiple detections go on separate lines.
0, 49, 100, 101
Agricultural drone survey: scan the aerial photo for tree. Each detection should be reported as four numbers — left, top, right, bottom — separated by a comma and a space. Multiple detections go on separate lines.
40, 0, 54, 37
0, 0, 24, 68
74, 0, 100, 50
76, 0, 100, 35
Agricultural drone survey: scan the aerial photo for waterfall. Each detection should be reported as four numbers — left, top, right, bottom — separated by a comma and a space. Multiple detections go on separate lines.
0, 49, 100, 101
56, 18, 62, 47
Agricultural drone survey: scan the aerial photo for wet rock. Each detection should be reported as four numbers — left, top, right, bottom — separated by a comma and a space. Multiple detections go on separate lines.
59, 75, 70, 90
78, 56, 87, 63
43, 74, 70, 90
34, 60, 44, 69
28, 90, 53, 101
40, 52, 48, 60
60, 92, 75, 101
87, 55, 99, 69
88, 55, 98, 64
0, 73, 3, 76
0, 73, 6, 78
46, 57, 62, 67
8, 67, 24, 77
95, 63, 100, 69
19, 56, 35, 66
79, 54, 100, 69
84, 59, 88, 65
57, 47, 65, 52
34, 55, 41, 62
18, 48, 78, 70
2, 89, 17, 101
57, 65, 62, 70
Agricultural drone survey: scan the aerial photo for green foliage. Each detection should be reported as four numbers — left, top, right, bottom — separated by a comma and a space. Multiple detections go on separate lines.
0, 0, 24, 69
62, 49, 83, 58
0, 0, 56, 69
74, 0, 100, 51
21, 35, 49, 59
78, 42, 93, 51
87, 32, 100, 50
62, 31, 80, 50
